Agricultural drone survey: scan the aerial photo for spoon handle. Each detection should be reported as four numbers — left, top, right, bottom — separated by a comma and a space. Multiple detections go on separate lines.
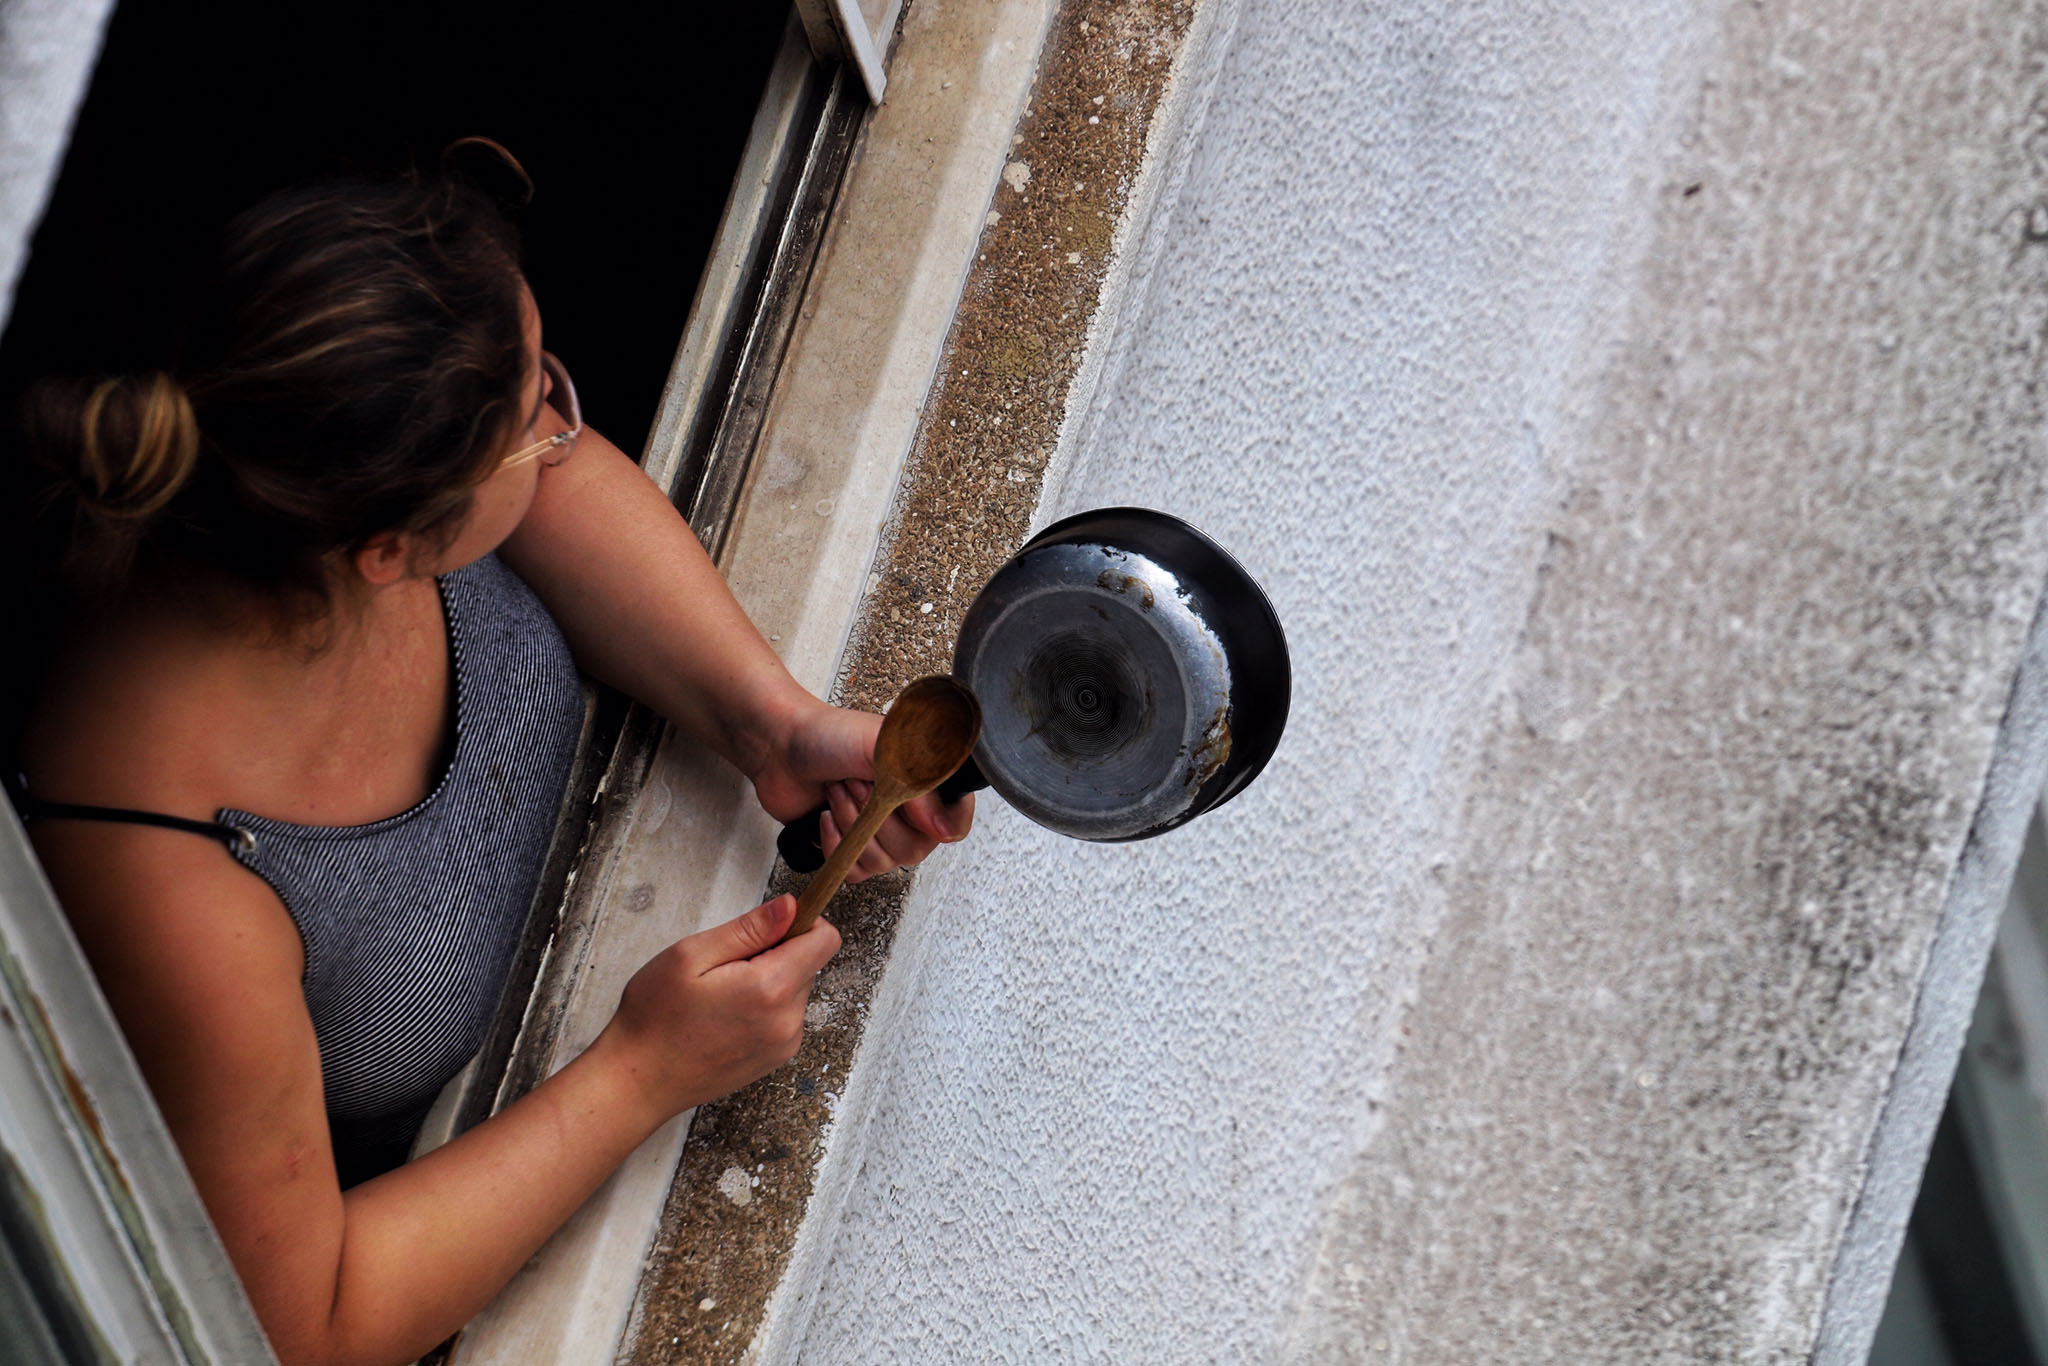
784, 782, 906, 940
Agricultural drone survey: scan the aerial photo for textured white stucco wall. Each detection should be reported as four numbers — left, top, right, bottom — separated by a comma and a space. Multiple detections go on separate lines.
764, 0, 2048, 1359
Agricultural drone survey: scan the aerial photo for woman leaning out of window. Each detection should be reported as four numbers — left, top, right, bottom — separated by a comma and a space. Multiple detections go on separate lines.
5, 144, 970, 1365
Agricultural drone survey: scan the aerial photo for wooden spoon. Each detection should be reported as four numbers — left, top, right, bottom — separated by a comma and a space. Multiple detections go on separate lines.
782, 676, 982, 941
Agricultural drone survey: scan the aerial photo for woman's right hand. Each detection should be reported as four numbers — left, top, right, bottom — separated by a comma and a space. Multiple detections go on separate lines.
602, 893, 841, 1120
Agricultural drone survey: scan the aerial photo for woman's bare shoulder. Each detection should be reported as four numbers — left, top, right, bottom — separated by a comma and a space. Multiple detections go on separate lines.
29, 814, 307, 1025
21, 614, 308, 1035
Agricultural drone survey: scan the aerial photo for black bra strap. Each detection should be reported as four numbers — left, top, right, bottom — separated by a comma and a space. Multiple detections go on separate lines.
8, 772, 256, 854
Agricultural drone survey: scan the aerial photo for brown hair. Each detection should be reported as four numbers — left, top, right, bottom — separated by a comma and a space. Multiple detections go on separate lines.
15, 142, 532, 619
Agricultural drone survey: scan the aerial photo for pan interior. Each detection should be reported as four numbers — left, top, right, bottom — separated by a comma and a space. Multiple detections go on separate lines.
1022, 632, 1144, 760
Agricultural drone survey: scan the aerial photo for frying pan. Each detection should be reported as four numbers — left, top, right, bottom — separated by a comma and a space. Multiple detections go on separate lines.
778, 507, 1289, 869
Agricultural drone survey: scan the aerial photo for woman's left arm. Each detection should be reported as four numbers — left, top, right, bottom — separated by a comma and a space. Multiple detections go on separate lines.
498, 424, 970, 878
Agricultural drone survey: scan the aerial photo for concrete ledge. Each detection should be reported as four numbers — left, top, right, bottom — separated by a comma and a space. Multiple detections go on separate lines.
452, 2, 1062, 1359
621, 1, 1212, 1360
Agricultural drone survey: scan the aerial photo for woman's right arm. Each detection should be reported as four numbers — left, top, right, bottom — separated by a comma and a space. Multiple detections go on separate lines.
32, 821, 838, 1366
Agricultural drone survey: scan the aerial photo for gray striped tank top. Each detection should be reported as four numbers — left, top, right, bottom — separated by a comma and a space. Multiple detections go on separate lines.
222, 554, 583, 1187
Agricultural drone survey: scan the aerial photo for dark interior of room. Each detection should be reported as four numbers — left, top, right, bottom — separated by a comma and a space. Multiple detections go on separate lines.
0, 0, 790, 464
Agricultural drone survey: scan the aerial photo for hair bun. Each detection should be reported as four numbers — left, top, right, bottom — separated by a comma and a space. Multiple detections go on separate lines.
46, 372, 200, 519
16, 370, 201, 597
440, 136, 534, 211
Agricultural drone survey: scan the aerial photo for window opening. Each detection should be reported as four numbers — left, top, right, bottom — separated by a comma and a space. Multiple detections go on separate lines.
0, 0, 885, 1348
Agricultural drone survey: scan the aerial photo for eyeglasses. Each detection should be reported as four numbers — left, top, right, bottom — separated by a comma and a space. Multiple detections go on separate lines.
500, 351, 582, 469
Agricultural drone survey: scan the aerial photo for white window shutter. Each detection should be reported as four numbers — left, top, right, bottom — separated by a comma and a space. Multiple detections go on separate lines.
793, 0, 897, 103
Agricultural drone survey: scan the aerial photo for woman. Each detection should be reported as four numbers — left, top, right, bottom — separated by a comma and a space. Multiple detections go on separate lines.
9, 150, 967, 1364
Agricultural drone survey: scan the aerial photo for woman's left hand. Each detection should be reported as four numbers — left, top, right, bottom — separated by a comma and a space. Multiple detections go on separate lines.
750, 700, 974, 882
496, 432, 970, 878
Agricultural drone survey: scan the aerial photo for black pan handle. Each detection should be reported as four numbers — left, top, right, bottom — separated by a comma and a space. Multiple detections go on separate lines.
936, 754, 991, 806
775, 757, 991, 873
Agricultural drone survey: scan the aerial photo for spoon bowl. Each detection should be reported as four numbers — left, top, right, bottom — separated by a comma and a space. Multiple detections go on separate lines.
875, 675, 983, 788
